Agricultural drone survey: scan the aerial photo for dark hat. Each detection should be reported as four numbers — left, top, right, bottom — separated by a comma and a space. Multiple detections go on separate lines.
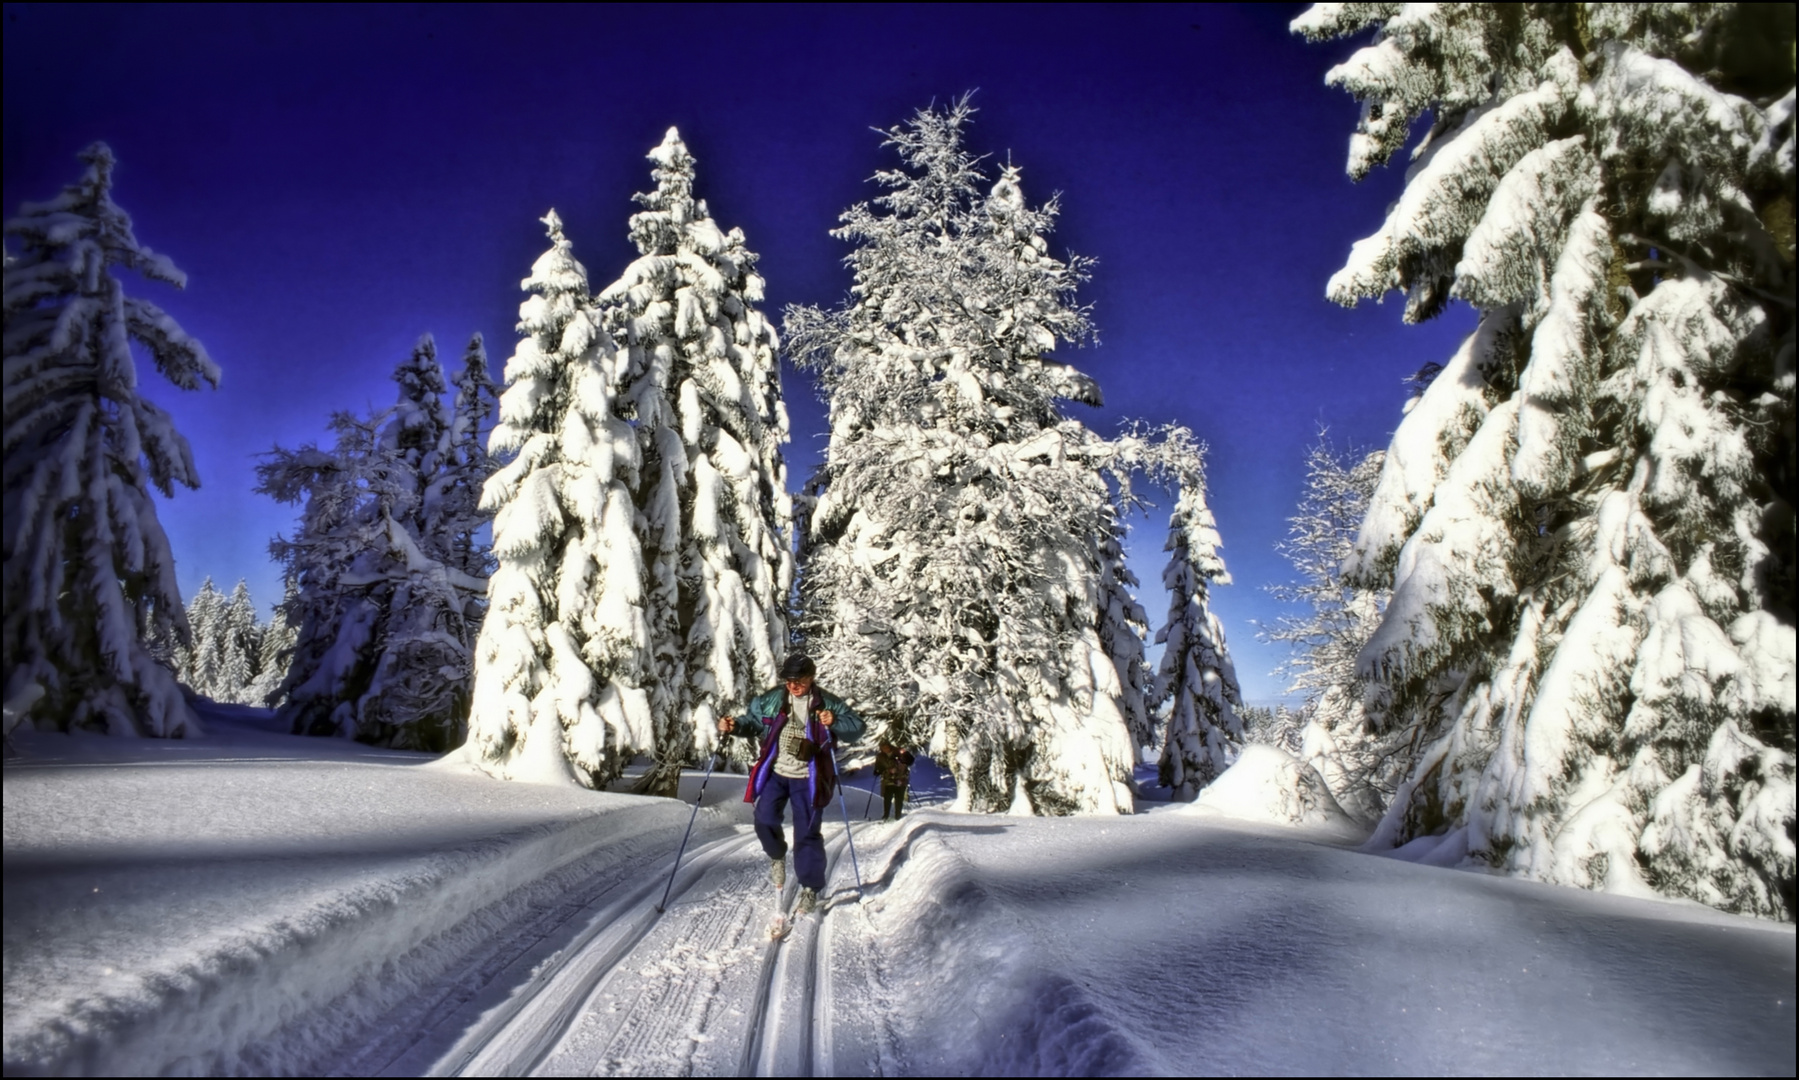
779, 654, 817, 680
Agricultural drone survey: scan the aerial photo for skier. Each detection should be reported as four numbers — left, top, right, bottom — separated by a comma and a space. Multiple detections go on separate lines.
718, 654, 865, 925
874, 740, 916, 820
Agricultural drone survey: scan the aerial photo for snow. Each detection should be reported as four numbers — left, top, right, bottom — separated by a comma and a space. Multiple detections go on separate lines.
6, 701, 1791, 1076
3, 703, 697, 1074
1185, 743, 1361, 838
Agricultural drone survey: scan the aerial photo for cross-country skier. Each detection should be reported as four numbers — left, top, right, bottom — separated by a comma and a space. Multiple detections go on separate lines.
874, 740, 916, 820
718, 654, 864, 926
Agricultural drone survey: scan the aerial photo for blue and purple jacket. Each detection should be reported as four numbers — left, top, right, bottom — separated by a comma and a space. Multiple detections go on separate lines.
735, 684, 865, 809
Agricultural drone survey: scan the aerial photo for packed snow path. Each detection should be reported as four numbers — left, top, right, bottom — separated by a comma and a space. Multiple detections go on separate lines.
4, 709, 1792, 1076
358, 827, 858, 1078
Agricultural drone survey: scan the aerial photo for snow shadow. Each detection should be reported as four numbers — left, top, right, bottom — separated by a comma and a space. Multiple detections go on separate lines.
901, 815, 1795, 1075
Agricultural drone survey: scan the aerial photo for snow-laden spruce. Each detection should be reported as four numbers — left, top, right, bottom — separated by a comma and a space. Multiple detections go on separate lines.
173, 577, 227, 699
594, 129, 793, 794
439, 334, 499, 581
1154, 437, 1244, 800
466, 212, 656, 785
260, 334, 494, 751
1296, 4, 1795, 918
1266, 434, 1399, 823
2, 143, 221, 737
1094, 517, 1155, 757
790, 100, 1236, 814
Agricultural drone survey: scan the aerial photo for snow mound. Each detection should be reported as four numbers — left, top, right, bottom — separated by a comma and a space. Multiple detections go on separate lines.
845, 818, 1158, 1075
1186, 744, 1363, 836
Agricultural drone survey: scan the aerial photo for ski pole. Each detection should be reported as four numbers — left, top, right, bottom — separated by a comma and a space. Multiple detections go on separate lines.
828, 740, 864, 896
655, 735, 724, 914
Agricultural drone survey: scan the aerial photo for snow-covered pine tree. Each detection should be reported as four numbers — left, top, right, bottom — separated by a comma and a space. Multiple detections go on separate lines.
178, 576, 227, 697
247, 579, 298, 708
385, 334, 452, 483
359, 334, 486, 749
1239, 704, 1306, 755
1296, 4, 1795, 917
260, 336, 488, 750
2, 143, 221, 736
466, 211, 655, 785
177, 576, 260, 704
1095, 517, 1156, 759
436, 333, 499, 581
789, 99, 1156, 815
261, 410, 406, 737
1155, 454, 1245, 799
1267, 434, 1398, 822
594, 129, 793, 794
219, 579, 260, 702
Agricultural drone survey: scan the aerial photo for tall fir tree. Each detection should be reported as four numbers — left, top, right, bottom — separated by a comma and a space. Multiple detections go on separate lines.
260, 410, 395, 737
177, 577, 228, 698
260, 336, 490, 749
595, 129, 793, 794
2, 144, 221, 736
466, 212, 655, 785
179, 577, 262, 705
221, 579, 260, 699
360, 335, 488, 748
1154, 452, 1244, 800
437, 333, 499, 580
1095, 517, 1155, 758
790, 100, 1209, 814
1296, 3, 1794, 917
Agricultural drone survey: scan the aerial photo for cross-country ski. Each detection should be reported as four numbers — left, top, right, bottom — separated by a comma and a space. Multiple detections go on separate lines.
767, 885, 792, 942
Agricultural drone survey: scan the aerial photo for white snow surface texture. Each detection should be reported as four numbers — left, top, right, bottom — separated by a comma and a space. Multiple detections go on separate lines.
4, 702, 1791, 1076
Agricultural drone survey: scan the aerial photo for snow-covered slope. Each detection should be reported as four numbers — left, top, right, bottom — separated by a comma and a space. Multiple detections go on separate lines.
2, 703, 718, 1074
840, 807, 1793, 1075
4, 702, 1791, 1075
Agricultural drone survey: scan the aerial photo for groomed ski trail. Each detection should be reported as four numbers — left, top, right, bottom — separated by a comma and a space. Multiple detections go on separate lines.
353, 785, 886, 1079
345, 828, 755, 1077
536, 830, 855, 1077
297, 760, 891, 1080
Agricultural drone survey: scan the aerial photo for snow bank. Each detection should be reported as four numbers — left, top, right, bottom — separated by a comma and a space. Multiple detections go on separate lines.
1185, 743, 1364, 838
842, 806, 1794, 1076
838, 819, 1160, 1075
1, 703, 718, 1076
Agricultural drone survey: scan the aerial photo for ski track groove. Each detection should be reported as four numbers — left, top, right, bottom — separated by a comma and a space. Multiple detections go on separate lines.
447, 832, 760, 1077
526, 825, 857, 1077
341, 803, 875, 1078
735, 877, 797, 1079
340, 828, 753, 1077
575, 864, 764, 1076
324, 828, 738, 1077
745, 830, 853, 1078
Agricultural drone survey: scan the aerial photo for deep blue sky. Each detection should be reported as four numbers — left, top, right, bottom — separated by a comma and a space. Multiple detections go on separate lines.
3, 3, 1474, 705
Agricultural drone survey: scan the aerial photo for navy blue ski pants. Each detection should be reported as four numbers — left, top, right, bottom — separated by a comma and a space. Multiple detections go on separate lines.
754, 772, 827, 890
